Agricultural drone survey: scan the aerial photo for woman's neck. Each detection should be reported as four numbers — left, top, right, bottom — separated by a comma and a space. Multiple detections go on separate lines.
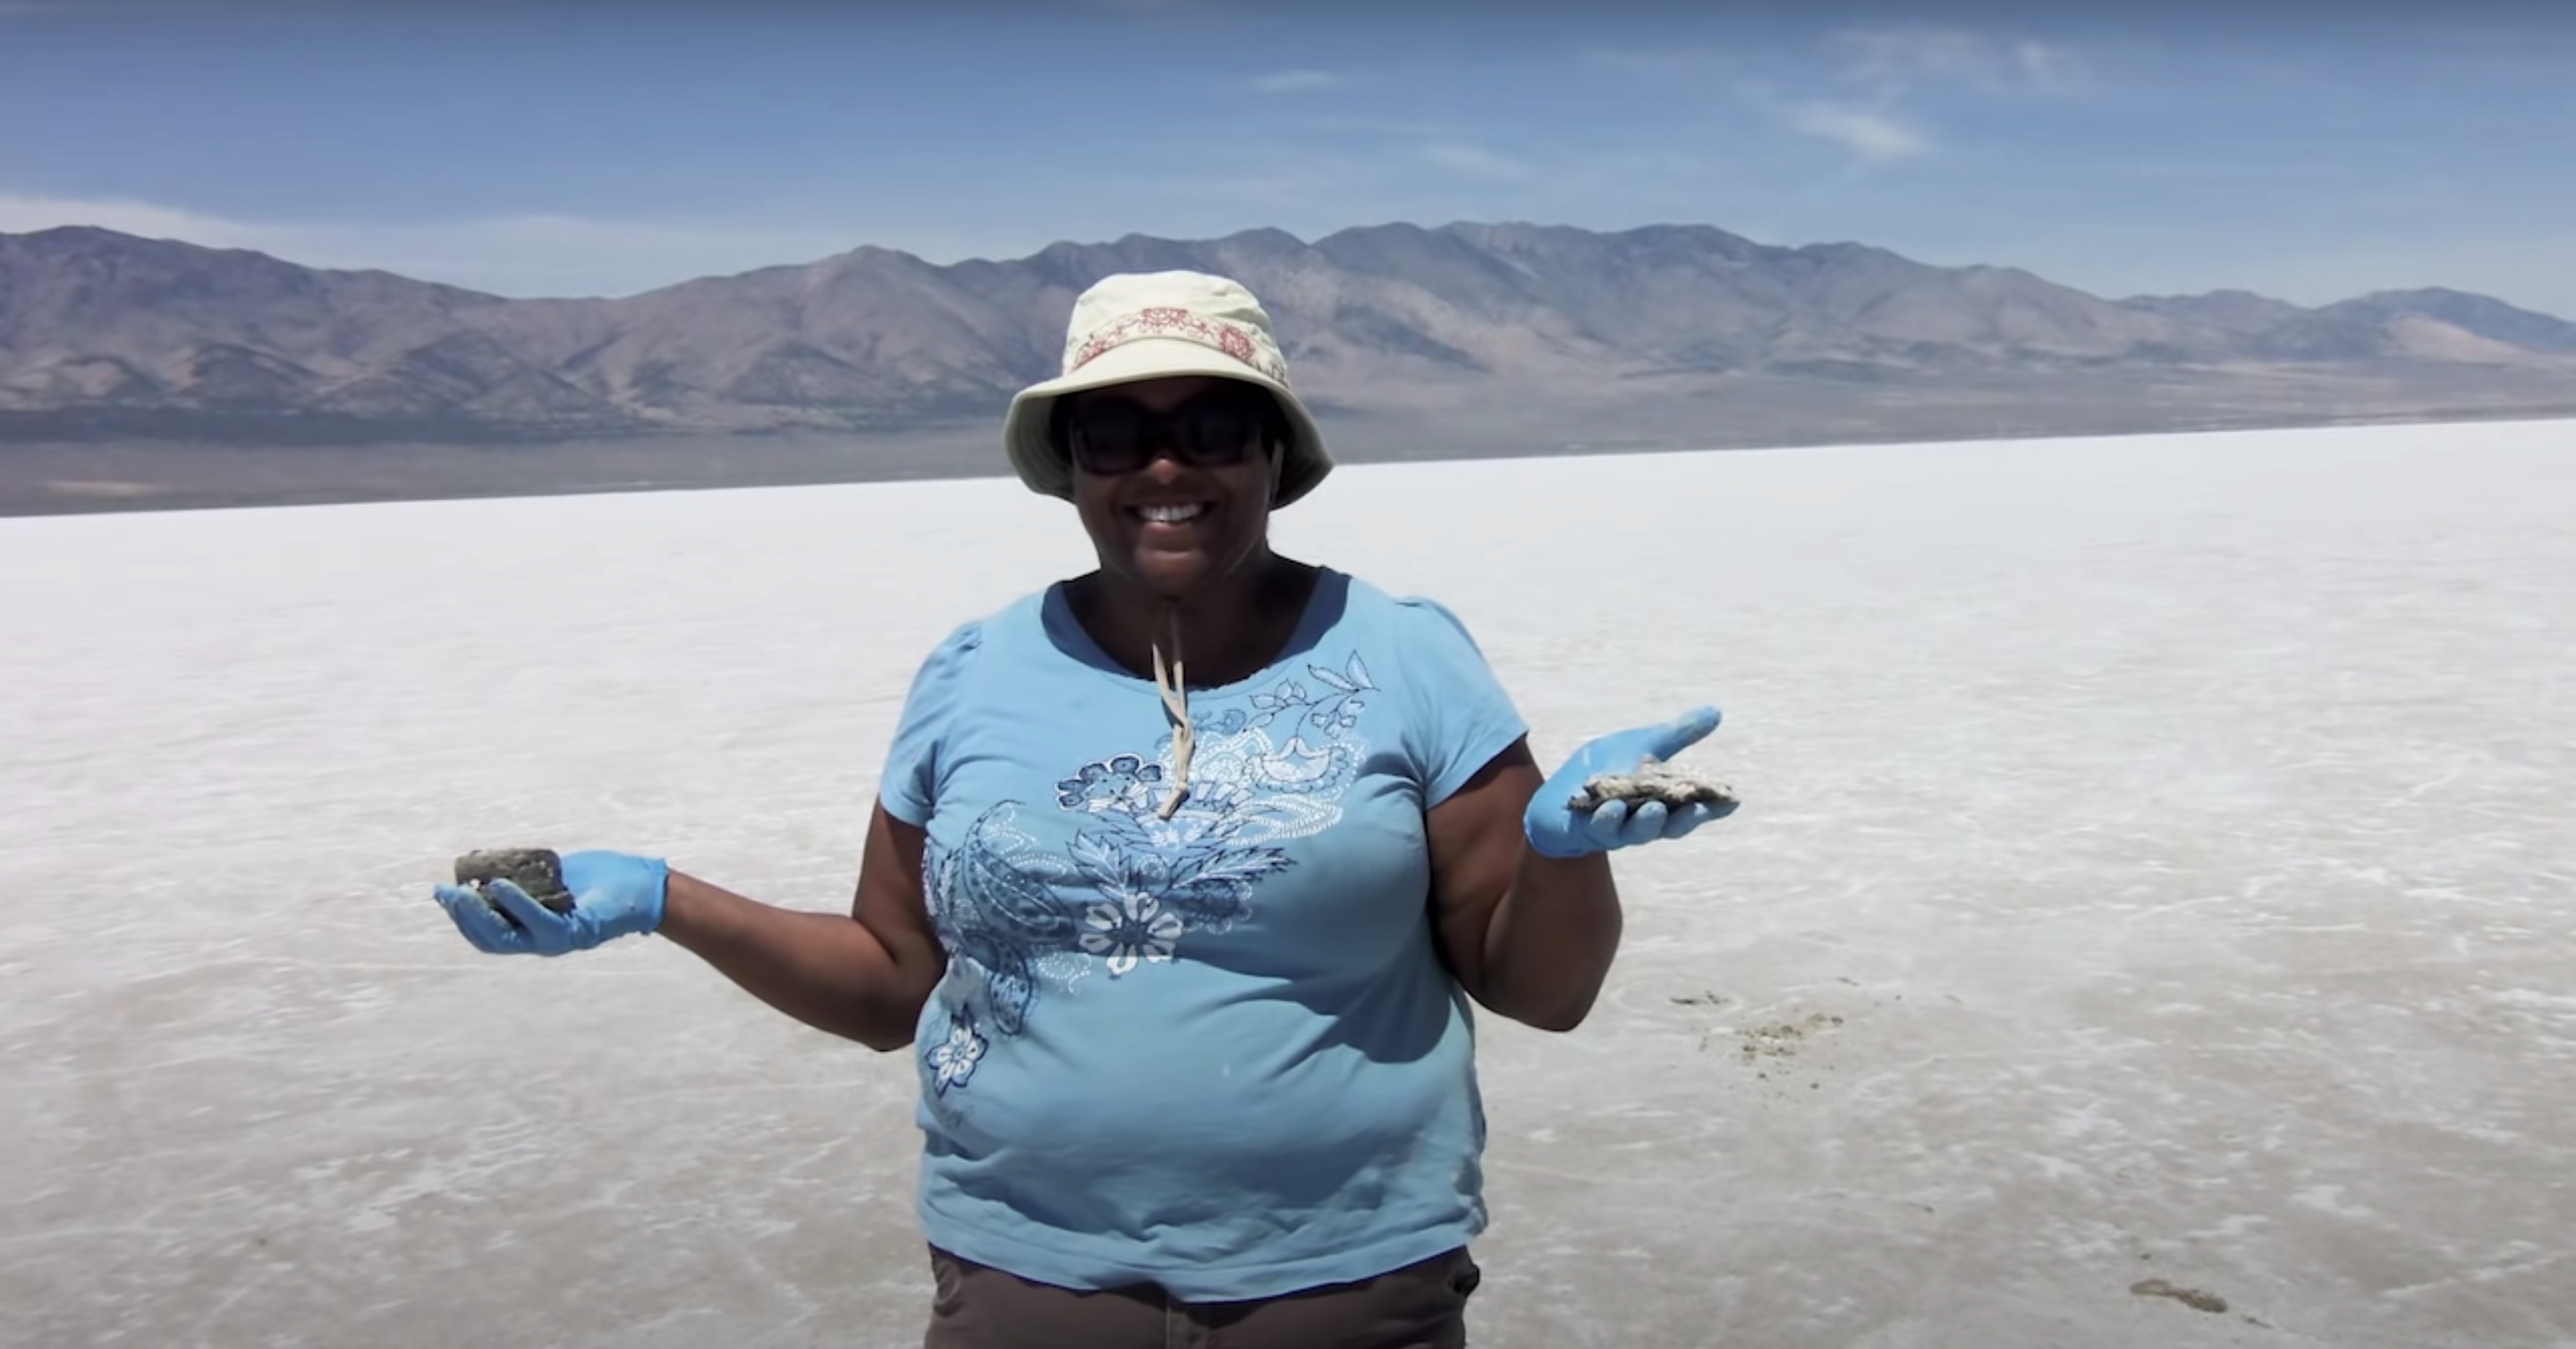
1072, 552, 1317, 688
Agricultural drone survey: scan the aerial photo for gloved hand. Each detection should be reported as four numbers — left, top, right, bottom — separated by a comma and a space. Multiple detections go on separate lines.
432, 849, 670, 956
1524, 706, 1734, 859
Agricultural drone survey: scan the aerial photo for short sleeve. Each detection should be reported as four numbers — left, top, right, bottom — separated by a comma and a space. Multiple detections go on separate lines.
1390, 596, 1530, 808
877, 620, 984, 827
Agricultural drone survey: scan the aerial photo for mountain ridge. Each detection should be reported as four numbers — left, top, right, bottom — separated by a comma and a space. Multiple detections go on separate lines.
4, 219, 2573, 449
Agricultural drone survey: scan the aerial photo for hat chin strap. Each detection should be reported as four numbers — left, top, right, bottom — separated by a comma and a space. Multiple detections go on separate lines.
1147, 439, 1282, 818
1152, 601, 1194, 819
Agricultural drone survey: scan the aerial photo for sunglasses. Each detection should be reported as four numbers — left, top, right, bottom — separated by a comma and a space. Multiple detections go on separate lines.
1056, 386, 1283, 476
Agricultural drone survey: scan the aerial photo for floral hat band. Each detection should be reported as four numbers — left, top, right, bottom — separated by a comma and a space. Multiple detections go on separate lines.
1069, 305, 1293, 386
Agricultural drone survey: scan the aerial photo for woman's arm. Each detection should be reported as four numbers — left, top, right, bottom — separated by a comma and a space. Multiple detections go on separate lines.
656, 801, 947, 1052
1422, 738, 1624, 1033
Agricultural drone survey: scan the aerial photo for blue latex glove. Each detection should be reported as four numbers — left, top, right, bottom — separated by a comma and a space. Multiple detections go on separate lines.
432, 849, 670, 956
1524, 706, 1734, 859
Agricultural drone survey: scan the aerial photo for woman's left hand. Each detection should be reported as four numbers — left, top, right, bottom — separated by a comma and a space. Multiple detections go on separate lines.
1522, 706, 1735, 858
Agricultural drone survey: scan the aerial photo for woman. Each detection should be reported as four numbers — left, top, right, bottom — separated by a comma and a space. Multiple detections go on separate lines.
432, 269, 1732, 1347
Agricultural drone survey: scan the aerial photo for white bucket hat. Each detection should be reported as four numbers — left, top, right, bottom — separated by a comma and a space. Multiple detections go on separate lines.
1002, 270, 1334, 508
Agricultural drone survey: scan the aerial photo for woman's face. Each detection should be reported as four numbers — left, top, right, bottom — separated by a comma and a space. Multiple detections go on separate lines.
1063, 375, 1281, 603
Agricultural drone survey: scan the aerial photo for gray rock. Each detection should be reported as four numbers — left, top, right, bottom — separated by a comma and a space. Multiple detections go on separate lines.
1570, 757, 1739, 812
453, 848, 574, 915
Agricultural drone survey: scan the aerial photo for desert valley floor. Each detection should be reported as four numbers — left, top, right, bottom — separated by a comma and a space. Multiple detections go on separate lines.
4, 418, 2572, 1348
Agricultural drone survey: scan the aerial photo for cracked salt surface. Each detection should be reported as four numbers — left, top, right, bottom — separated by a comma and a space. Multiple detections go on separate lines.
4, 418, 2574, 1348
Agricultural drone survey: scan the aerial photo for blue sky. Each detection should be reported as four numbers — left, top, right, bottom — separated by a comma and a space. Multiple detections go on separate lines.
4, 1, 2572, 316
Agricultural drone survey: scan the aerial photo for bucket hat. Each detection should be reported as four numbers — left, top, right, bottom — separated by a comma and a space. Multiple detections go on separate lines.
1002, 270, 1334, 507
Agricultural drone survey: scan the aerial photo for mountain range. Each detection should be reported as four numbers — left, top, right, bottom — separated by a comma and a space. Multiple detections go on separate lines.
7, 220, 2575, 452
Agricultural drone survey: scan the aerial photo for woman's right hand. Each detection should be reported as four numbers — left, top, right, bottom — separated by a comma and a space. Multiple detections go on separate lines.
432, 849, 670, 956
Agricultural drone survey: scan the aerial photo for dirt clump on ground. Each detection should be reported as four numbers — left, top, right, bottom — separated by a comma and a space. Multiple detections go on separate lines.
1736, 1012, 1845, 1062
2130, 1277, 2229, 1314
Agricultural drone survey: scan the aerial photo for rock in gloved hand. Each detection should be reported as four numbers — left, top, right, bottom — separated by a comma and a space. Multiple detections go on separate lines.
432, 848, 666, 956
453, 848, 575, 918
1569, 756, 1739, 812
1524, 706, 1735, 859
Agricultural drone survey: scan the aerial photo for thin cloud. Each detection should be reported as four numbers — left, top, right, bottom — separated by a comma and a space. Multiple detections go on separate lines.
2009, 38, 2086, 89
1826, 22, 2089, 96
1573, 47, 1691, 78
0, 192, 274, 252
1580, 30, 2080, 167
0, 191, 1007, 297
1250, 69, 1345, 94
1416, 141, 1534, 182
0, 0, 202, 13
1757, 24, 2088, 165
1581, 29, 2086, 96
1781, 103, 1929, 163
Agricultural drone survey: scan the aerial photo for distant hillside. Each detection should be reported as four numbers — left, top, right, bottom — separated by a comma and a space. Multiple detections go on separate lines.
5, 220, 2573, 446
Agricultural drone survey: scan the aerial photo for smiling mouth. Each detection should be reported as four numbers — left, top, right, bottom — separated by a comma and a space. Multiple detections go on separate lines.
1131, 503, 1209, 526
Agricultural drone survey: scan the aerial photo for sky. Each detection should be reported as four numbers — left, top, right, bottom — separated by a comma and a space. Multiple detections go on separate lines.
3, 0, 2573, 315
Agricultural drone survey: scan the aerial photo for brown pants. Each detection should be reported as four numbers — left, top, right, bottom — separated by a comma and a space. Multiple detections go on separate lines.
921, 1244, 1483, 1348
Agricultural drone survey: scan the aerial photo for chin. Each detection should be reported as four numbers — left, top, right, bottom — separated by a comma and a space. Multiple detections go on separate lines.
1130, 555, 1214, 599
1126, 536, 1264, 598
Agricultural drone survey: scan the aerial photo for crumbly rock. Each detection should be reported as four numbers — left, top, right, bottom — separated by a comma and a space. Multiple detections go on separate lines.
453, 848, 575, 914
1570, 756, 1739, 811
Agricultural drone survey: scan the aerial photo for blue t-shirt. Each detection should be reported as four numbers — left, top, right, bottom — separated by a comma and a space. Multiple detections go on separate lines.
877, 566, 1530, 1302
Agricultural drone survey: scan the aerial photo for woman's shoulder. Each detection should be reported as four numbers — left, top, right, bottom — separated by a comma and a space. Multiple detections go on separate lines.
931, 583, 1067, 642
899, 586, 1058, 679
1327, 570, 1496, 653
1320, 570, 1526, 778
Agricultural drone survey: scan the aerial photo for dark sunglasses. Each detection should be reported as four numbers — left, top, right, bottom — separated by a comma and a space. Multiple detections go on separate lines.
1055, 386, 1284, 476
